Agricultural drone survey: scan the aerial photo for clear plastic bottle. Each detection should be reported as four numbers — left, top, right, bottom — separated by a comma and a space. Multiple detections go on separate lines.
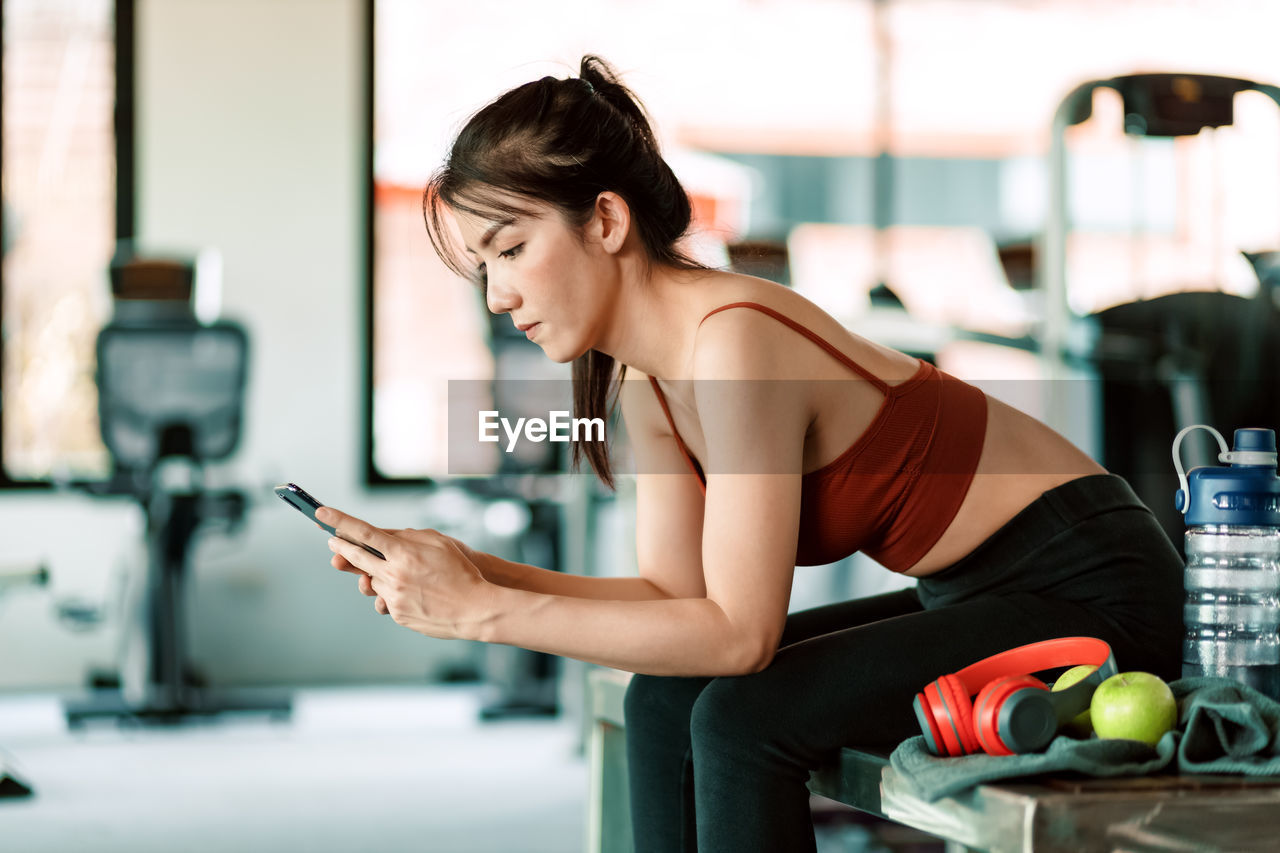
1174, 426, 1280, 698
1183, 524, 1280, 695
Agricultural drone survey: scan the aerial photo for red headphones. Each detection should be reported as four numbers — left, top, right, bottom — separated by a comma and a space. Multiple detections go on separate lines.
913, 637, 1117, 757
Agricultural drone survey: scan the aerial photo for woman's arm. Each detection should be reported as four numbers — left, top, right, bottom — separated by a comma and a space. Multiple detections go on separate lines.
325, 311, 810, 677
476, 588, 767, 676
466, 547, 675, 601
453, 368, 709, 604
334, 531, 674, 600
474, 313, 812, 676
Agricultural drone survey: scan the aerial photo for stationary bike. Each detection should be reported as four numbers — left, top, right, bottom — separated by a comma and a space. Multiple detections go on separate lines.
64, 251, 291, 726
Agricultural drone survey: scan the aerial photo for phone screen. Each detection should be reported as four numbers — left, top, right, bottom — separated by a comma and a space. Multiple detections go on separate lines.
273, 483, 386, 560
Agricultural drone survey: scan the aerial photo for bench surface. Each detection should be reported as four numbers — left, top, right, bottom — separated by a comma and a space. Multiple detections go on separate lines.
587, 667, 1280, 852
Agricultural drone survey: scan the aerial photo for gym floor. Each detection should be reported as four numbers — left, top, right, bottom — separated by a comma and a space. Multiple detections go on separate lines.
0, 684, 939, 853
0, 685, 586, 853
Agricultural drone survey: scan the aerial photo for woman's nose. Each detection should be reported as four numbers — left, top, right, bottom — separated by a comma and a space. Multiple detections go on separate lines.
485, 274, 519, 315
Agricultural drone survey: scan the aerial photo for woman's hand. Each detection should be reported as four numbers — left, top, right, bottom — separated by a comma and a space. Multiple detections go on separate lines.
316, 507, 496, 640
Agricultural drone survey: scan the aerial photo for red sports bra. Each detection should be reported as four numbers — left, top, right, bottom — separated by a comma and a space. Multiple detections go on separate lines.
646, 301, 988, 573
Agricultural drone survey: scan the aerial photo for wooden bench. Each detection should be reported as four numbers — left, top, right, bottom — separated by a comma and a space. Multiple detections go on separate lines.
585, 668, 1280, 853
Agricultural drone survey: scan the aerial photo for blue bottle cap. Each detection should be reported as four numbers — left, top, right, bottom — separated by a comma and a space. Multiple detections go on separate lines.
1235, 428, 1278, 456
1184, 429, 1280, 527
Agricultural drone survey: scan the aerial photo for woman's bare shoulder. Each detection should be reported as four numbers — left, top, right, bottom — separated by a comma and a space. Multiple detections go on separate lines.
691, 305, 799, 381
688, 276, 850, 381
693, 275, 923, 383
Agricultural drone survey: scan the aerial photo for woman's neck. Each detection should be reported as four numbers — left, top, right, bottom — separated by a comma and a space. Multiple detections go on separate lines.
592, 261, 718, 380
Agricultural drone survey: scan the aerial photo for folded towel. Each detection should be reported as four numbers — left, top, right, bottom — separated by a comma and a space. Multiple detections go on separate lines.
889, 730, 1176, 802
1173, 676, 1280, 774
889, 676, 1280, 802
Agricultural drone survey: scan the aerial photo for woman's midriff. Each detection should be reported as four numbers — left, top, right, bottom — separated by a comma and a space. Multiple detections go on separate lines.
898, 393, 1107, 578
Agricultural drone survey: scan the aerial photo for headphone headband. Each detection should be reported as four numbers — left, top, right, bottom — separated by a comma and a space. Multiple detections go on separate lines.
952, 636, 1114, 696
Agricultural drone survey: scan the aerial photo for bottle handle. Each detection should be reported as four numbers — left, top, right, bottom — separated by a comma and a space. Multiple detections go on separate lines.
1172, 424, 1229, 515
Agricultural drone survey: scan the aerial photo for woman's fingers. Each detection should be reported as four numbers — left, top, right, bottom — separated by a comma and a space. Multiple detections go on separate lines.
333, 544, 378, 602
332, 533, 403, 576
354, 574, 384, 615
312, 507, 397, 618
328, 535, 379, 576
315, 507, 395, 560
331, 553, 367, 575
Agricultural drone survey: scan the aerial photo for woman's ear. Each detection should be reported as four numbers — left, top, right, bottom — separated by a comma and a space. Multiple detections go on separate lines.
592, 191, 632, 255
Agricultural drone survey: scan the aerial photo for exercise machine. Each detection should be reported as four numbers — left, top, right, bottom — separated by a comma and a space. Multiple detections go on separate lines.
1038, 73, 1280, 549
64, 250, 291, 726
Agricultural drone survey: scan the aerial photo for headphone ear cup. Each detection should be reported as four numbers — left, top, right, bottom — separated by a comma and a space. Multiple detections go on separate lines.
933, 673, 982, 756
913, 690, 947, 756
974, 675, 1048, 756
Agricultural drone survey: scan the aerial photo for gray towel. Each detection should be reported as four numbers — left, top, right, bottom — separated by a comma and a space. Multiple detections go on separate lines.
889, 677, 1280, 802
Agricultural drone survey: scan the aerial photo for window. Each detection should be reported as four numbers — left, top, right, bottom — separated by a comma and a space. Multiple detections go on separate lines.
367, 0, 875, 483
367, 0, 1280, 483
0, 0, 131, 486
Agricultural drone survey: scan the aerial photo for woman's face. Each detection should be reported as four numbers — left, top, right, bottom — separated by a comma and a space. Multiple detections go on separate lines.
452, 199, 607, 363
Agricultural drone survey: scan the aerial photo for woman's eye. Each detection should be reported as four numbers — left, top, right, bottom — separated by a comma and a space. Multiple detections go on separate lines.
498, 243, 523, 260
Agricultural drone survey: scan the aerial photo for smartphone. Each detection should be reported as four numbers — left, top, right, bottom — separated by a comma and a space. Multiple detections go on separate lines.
273, 482, 386, 560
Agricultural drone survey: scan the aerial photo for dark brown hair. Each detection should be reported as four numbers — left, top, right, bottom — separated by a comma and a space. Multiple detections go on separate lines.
424, 55, 705, 489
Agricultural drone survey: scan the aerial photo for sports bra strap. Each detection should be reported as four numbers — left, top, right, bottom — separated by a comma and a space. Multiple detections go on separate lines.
697, 302, 889, 392
647, 375, 706, 484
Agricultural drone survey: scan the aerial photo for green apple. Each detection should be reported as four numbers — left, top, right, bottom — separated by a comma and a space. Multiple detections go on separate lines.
1051, 664, 1099, 738
1090, 671, 1177, 747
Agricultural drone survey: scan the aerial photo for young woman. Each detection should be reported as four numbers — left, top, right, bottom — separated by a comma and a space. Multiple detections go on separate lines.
321, 56, 1183, 853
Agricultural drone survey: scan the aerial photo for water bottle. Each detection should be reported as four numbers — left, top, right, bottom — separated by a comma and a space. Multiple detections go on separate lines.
1173, 425, 1280, 698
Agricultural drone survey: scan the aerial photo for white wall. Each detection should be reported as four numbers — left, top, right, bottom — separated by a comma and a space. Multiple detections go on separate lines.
0, 0, 475, 691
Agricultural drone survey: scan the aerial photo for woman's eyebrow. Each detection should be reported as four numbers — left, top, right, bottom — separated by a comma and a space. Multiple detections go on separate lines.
464, 221, 512, 255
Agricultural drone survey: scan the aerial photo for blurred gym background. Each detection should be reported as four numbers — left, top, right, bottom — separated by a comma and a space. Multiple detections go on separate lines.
2, 1, 1279, 850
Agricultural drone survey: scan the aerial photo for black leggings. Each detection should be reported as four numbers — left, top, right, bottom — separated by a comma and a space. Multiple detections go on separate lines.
623, 474, 1183, 853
